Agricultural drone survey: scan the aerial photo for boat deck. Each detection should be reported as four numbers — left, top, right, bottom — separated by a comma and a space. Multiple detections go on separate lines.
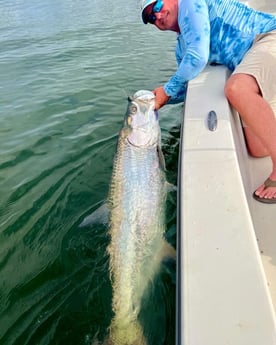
177, 2, 276, 344
232, 102, 276, 313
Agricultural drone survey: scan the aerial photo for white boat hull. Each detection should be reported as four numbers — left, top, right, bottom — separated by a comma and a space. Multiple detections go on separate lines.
178, 2, 276, 342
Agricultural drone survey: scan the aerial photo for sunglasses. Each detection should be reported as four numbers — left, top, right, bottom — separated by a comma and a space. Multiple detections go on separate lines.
146, 0, 164, 24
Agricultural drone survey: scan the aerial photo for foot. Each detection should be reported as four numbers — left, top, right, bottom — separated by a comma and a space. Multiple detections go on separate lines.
253, 177, 276, 203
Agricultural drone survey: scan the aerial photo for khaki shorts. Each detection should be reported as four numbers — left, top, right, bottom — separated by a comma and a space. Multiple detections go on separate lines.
232, 30, 276, 118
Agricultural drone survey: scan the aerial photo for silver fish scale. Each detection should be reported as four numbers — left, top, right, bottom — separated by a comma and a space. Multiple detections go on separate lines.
102, 90, 172, 345
108, 133, 167, 320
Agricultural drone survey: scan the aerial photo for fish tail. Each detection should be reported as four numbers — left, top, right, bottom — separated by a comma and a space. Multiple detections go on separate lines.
102, 317, 147, 345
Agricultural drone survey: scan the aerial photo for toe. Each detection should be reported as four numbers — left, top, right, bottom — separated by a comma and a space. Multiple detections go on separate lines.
254, 184, 266, 197
258, 186, 276, 199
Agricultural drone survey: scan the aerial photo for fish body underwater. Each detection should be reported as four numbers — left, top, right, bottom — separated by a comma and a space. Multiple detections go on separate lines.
82, 90, 174, 345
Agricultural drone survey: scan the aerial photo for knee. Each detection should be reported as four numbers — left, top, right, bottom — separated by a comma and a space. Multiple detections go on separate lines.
224, 76, 241, 105
224, 74, 260, 106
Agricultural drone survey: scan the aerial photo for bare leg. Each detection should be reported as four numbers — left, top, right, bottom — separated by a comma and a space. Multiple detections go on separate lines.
225, 73, 276, 199
243, 126, 269, 157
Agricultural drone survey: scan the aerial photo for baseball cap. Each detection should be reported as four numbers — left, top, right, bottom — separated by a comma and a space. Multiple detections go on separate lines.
141, 0, 157, 24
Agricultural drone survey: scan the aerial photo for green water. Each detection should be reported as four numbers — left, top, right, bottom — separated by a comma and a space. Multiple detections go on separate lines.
0, 1, 182, 344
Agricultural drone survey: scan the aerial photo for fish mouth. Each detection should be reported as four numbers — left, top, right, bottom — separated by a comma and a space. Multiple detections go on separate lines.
125, 90, 158, 147
130, 90, 155, 102
128, 97, 153, 111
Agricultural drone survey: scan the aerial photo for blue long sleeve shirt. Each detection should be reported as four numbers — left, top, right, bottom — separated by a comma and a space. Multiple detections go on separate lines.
164, 0, 276, 99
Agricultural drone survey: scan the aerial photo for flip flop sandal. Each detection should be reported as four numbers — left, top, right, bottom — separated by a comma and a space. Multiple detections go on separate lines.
253, 178, 276, 204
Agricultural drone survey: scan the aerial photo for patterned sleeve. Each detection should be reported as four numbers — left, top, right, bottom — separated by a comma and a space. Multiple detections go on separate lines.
164, 0, 210, 98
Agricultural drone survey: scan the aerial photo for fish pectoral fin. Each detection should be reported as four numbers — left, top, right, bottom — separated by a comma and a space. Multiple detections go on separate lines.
162, 241, 176, 261
160, 241, 176, 284
79, 202, 109, 227
157, 144, 166, 171
154, 240, 176, 265
166, 181, 177, 192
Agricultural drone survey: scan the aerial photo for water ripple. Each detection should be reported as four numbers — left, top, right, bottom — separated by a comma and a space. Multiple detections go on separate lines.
0, 0, 178, 343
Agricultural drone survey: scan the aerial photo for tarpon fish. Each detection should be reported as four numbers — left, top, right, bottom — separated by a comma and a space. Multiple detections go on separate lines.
82, 90, 174, 345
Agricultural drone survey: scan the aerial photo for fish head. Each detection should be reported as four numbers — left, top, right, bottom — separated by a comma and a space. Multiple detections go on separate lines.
124, 90, 160, 147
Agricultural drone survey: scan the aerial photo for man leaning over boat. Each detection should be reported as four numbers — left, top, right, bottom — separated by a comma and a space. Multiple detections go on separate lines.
141, 0, 276, 203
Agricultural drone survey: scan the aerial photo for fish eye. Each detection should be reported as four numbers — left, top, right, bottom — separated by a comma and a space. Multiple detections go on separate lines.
129, 105, 137, 114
